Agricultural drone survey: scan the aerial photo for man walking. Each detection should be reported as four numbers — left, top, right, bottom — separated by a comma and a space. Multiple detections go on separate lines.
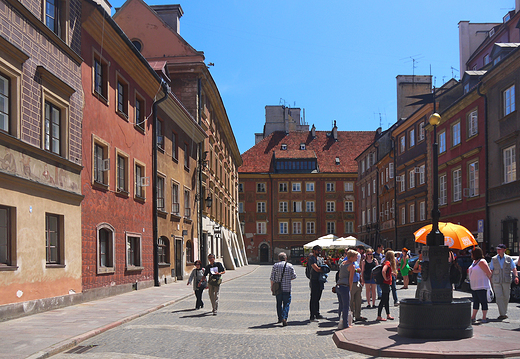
351, 245, 366, 321
489, 244, 519, 320
270, 252, 297, 326
204, 254, 225, 315
308, 245, 325, 321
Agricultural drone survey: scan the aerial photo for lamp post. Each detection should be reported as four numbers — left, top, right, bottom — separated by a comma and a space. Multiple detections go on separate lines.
427, 112, 444, 247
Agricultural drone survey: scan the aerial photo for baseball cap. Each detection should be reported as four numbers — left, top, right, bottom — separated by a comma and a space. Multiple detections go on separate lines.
496, 244, 507, 249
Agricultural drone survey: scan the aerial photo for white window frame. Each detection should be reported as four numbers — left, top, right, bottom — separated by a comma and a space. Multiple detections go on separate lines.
257, 201, 266, 213
418, 122, 425, 141
306, 201, 315, 212
409, 204, 415, 223
279, 182, 288, 192
362, 210, 366, 226
419, 165, 425, 185
306, 182, 315, 192
257, 222, 267, 234
420, 201, 426, 221
452, 121, 461, 147
389, 163, 394, 178
326, 182, 335, 192
344, 182, 354, 192
439, 131, 446, 154
257, 182, 266, 193
409, 129, 415, 147
373, 206, 376, 223
292, 182, 301, 192
468, 161, 479, 197
439, 174, 447, 205
468, 110, 478, 137
326, 201, 335, 212
453, 168, 462, 202
344, 201, 353, 212
306, 221, 315, 234
326, 221, 335, 234
279, 201, 288, 213
504, 85, 516, 116
293, 201, 302, 213
401, 207, 406, 225
367, 209, 371, 224
279, 222, 288, 234
293, 222, 302, 234
409, 169, 415, 189
345, 221, 354, 233
503, 145, 516, 183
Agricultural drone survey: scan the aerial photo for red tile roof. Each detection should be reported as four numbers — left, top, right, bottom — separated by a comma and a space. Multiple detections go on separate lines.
240, 130, 376, 173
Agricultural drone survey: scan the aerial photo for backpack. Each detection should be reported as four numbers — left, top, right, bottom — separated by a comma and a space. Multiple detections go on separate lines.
305, 261, 312, 279
372, 264, 384, 285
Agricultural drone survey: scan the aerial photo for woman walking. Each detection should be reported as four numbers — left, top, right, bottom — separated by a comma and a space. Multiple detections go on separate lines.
361, 248, 378, 308
336, 249, 357, 329
399, 248, 410, 289
377, 250, 396, 321
187, 260, 206, 309
468, 247, 492, 323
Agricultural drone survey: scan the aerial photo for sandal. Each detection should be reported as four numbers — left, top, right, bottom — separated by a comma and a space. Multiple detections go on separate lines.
387, 316, 395, 320
376, 317, 387, 321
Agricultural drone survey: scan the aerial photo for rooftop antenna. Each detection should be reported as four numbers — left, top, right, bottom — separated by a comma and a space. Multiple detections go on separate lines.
400, 54, 425, 80
451, 66, 459, 80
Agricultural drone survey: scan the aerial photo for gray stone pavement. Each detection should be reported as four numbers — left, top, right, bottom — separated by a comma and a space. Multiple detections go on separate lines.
3, 264, 520, 359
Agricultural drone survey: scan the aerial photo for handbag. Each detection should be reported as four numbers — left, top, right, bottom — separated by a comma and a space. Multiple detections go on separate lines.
487, 282, 494, 303
272, 262, 287, 296
208, 277, 222, 286
197, 278, 207, 289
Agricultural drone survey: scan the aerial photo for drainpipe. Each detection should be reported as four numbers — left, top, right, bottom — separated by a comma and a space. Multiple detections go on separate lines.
197, 79, 207, 267
477, 81, 489, 252
153, 80, 170, 287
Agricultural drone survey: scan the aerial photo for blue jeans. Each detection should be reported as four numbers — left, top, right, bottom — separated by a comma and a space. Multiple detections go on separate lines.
391, 276, 398, 303
276, 292, 292, 320
336, 285, 350, 328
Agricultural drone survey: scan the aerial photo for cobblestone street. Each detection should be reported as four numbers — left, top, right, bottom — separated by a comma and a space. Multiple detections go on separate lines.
49, 265, 520, 359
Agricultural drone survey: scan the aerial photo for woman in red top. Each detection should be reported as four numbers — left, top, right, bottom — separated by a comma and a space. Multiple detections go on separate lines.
377, 250, 397, 321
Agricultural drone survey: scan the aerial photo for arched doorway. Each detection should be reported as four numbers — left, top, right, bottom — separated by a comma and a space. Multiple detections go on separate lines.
259, 243, 269, 263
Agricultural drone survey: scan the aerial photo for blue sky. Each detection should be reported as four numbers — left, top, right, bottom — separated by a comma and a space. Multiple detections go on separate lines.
111, 0, 515, 153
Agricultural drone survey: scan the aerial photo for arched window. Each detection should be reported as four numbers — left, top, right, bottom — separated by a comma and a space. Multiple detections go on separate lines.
186, 240, 194, 263
97, 223, 115, 274
158, 236, 169, 264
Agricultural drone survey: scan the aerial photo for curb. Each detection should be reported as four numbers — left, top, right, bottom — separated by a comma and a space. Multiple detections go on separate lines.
25, 265, 259, 359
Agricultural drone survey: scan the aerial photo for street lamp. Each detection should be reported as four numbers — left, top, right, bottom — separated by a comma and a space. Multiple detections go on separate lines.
427, 113, 444, 247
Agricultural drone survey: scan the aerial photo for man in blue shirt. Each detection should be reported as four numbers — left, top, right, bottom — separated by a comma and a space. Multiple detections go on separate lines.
489, 244, 519, 320
270, 252, 297, 326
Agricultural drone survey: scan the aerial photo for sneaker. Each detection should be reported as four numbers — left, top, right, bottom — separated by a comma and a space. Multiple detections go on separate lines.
480, 318, 488, 323
394, 301, 400, 306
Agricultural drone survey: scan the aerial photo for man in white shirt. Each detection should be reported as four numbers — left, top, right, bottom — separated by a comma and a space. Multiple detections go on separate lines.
489, 244, 519, 320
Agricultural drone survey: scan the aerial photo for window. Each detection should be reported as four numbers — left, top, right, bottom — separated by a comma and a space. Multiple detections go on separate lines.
279, 222, 288, 234
279, 201, 288, 212
400, 175, 405, 192
293, 222, 302, 234
238, 202, 244, 213
116, 80, 129, 118
367, 209, 371, 224
420, 201, 426, 221
361, 160, 365, 173
345, 221, 354, 233
93, 54, 108, 100
257, 202, 266, 213
306, 201, 315, 212
0, 206, 12, 266
362, 186, 365, 198
468, 161, 479, 197
400, 136, 406, 153
467, 110, 478, 137
45, 0, 64, 37
0, 73, 9, 133
157, 120, 164, 150
293, 201, 302, 213
45, 213, 62, 264
409, 204, 415, 223
439, 174, 447, 205
257, 183, 266, 192
238, 183, 244, 192
409, 170, 415, 189
44, 101, 61, 155
184, 189, 191, 218
326, 201, 335, 212
97, 224, 114, 273
401, 207, 406, 225
438, 131, 446, 153
184, 143, 190, 169
93, 142, 109, 185
381, 171, 384, 185
391, 199, 395, 218
135, 162, 146, 199
345, 201, 353, 212
503, 145, 516, 183
281, 144, 287, 150
279, 183, 288, 192
300, 143, 306, 150
326, 221, 335, 234
362, 211, 366, 225
344, 182, 354, 192
419, 165, 425, 185
306, 182, 315, 192
172, 132, 178, 160
292, 182, 301, 192
389, 163, 394, 178
373, 179, 376, 193
290, 246, 304, 259
367, 183, 371, 196
182, 239, 190, 264
306, 221, 315, 234
135, 94, 145, 131
452, 121, 461, 147
257, 222, 266, 234
418, 122, 425, 141
171, 182, 179, 215
373, 206, 376, 223
453, 168, 462, 202
409, 129, 415, 147
504, 85, 516, 116
126, 234, 142, 267
116, 153, 128, 193
157, 176, 165, 210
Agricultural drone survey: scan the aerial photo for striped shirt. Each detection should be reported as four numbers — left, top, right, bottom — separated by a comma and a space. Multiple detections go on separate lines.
270, 261, 297, 292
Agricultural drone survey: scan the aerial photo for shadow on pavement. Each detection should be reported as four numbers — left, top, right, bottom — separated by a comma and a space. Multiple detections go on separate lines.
248, 323, 279, 329
170, 308, 198, 314
179, 312, 213, 319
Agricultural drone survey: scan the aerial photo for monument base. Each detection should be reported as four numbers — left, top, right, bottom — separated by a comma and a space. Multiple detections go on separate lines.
398, 298, 473, 339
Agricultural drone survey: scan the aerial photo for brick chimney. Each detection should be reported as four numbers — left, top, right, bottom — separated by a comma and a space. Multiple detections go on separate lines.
151, 5, 183, 35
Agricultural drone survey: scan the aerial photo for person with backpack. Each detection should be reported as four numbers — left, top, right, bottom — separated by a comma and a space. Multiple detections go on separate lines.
377, 250, 397, 321
307, 245, 325, 321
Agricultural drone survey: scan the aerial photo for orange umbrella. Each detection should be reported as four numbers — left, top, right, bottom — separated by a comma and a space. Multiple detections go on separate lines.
414, 222, 478, 250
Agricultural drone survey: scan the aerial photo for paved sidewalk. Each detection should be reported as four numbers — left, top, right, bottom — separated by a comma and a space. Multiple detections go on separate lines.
1, 265, 259, 359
